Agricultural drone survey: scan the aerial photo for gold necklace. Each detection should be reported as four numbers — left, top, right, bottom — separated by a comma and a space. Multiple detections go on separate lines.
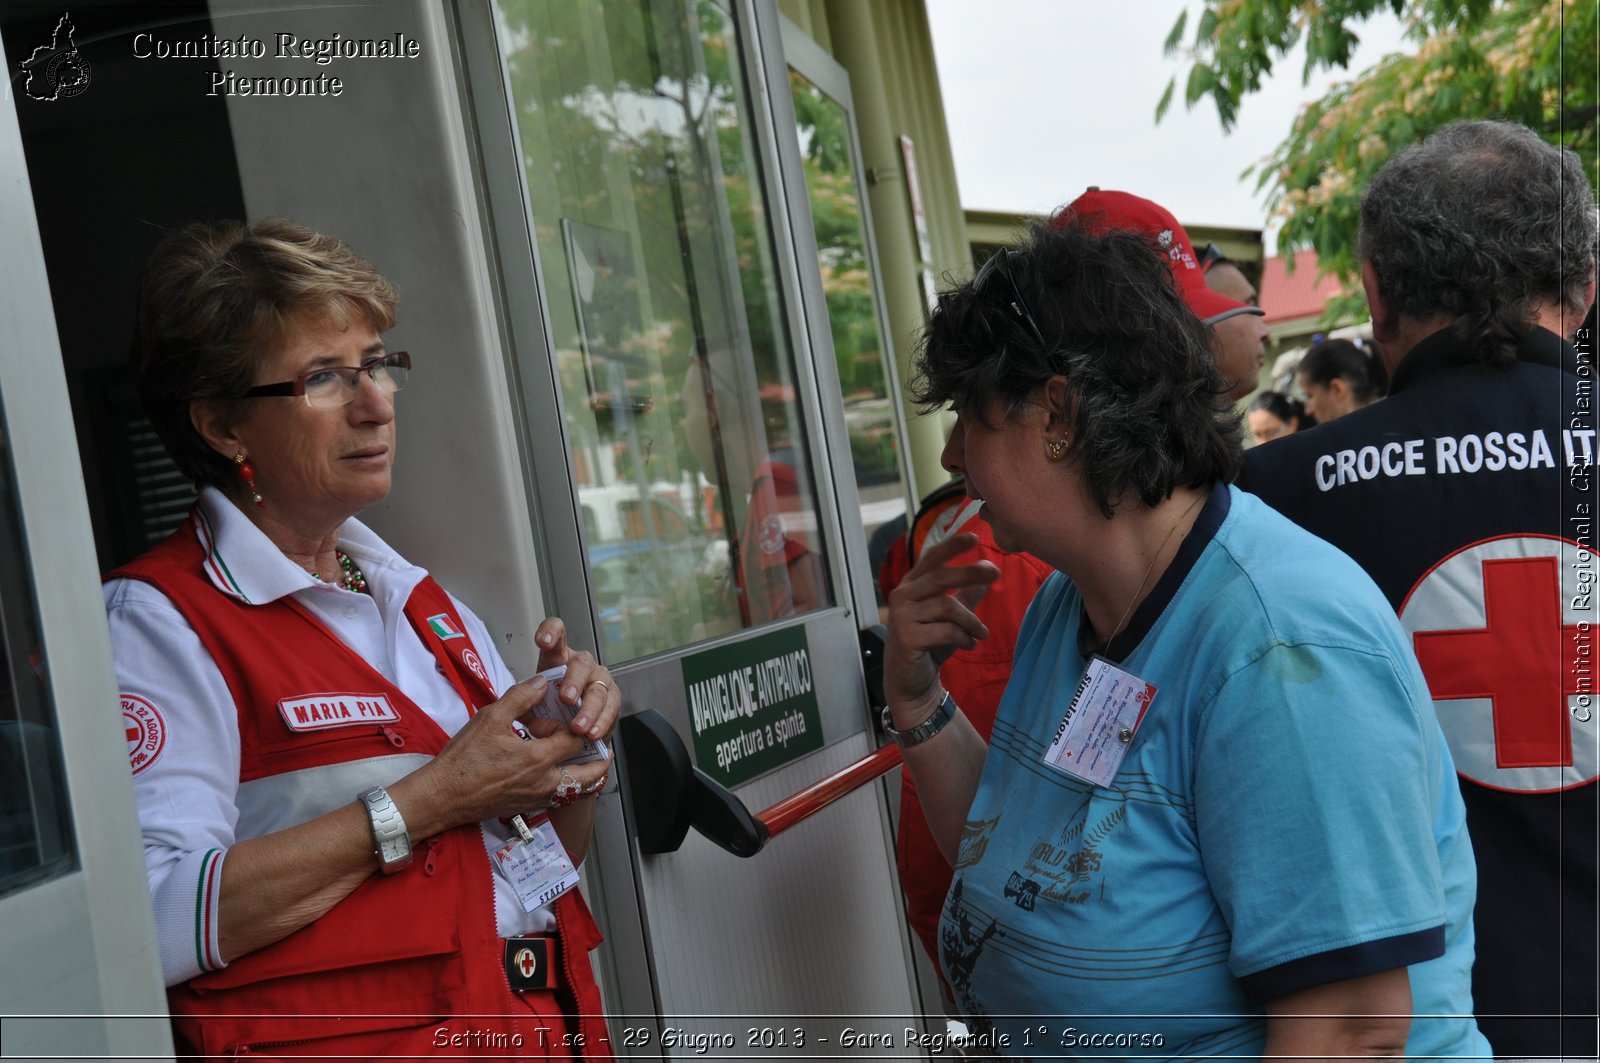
1103, 491, 1206, 654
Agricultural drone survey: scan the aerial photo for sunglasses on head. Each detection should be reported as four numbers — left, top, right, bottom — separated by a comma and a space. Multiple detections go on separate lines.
972, 248, 1045, 348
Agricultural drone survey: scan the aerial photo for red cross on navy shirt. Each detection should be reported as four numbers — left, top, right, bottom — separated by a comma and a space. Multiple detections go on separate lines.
1414, 556, 1581, 769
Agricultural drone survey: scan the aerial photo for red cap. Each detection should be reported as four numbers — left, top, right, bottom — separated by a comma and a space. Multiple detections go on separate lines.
1053, 188, 1265, 325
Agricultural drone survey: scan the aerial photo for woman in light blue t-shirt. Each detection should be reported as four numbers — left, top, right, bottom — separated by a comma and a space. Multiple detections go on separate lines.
881, 214, 1487, 1061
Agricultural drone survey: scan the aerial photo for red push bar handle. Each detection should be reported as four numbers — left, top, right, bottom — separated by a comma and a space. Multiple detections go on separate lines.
755, 742, 903, 840
619, 706, 903, 858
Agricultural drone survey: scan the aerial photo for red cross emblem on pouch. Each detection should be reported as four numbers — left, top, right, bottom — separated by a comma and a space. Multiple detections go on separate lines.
1400, 534, 1598, 793
515, 947, 537, 978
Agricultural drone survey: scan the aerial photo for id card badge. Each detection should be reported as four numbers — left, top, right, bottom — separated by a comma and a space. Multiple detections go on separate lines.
529, 664, 611, 765
492, 813, 580, 912
1042, 655, 1157, 787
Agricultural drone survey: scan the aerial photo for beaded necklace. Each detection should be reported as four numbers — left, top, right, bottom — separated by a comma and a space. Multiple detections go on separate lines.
311, 549, 369, 593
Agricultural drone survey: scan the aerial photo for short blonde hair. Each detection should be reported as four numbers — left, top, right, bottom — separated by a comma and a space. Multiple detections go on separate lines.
135, 218, 399, 487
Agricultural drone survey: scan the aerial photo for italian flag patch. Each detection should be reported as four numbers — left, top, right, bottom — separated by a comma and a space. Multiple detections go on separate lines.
427, 613, 465, 641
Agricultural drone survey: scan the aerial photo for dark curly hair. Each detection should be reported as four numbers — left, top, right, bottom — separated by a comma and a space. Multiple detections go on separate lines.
913, 223, 1242, 518
1359, 120, 1597, 368
134, 218, 398, 489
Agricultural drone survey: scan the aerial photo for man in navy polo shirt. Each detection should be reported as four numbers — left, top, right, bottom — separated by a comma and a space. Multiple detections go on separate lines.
1240, 120, 1598, 1059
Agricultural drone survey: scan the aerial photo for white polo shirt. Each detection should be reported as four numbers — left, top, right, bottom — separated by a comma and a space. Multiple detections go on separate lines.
106, 487, 554, 987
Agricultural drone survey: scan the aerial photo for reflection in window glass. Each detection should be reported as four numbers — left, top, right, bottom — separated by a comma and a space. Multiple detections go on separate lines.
0, 403, 76, 897
789, 69, 911, 599
495, 0, 835, 663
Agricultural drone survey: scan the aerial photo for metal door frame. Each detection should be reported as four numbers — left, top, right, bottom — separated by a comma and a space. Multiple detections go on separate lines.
0, 36, 173, 1058
451, 0, 922, 1047
762, 6, 945, 1017
771, 9, 920, 517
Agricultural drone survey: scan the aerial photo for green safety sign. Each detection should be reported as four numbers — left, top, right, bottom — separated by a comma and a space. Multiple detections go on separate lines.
682, 625, 824, 787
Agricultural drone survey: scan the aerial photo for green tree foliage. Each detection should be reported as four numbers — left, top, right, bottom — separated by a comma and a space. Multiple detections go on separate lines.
499, 0, 902, 510
498, 0, 775, 472
1159, 0, 1597, 318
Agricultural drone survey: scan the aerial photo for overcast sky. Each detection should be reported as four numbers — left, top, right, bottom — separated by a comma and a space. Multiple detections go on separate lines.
926, 0, 1409, 236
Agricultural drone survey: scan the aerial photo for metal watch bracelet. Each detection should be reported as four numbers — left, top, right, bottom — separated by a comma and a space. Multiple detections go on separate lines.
882, 690, 957, 749
358, 784, 413, 874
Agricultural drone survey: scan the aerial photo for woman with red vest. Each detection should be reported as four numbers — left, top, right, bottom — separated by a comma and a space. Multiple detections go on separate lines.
105, 219, 617, 1058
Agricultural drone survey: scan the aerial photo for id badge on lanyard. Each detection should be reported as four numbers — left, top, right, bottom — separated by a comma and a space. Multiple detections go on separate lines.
1042, 654, 1157, 787
493, 812, 580, 912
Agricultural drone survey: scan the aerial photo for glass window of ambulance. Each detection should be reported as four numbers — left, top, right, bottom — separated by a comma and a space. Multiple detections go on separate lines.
882, 220, 1484, 1059
679, 355, 827, 626
578, 480, 704, 654
105, 219, 618, 1057
0, 431, 73, 893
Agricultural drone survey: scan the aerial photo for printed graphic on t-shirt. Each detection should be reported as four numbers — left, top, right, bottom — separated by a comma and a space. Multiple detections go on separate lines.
941, 879, 1005, 1039
953, 814, 1000, 870
1008, 795, 1126, 910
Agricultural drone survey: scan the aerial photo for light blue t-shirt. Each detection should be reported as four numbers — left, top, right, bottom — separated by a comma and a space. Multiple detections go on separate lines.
940, 486, 1487, 1060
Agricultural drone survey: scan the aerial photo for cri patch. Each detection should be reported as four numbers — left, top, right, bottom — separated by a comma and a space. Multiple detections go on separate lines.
278, 692, 400, 732
460, 648, 490, 683
122, 693, 167, 776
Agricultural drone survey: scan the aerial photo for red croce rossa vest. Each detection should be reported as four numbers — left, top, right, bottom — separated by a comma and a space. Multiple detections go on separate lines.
112, 516, 609, 1059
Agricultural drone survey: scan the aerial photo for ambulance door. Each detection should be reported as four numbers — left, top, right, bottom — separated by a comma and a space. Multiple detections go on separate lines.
776, 12, 917, 612
459, 0, 925, 1050
0, 38, 173, 1059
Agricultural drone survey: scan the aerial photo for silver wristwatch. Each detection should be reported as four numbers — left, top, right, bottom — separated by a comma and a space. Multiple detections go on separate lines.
358, 785, 413, 874
882, 691, 957, 749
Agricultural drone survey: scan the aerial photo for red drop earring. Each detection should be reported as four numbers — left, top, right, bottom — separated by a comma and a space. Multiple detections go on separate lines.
234, 453, 264, 508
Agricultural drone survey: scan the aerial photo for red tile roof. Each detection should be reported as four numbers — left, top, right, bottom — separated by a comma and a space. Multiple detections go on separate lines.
1260, 249, 1347, 324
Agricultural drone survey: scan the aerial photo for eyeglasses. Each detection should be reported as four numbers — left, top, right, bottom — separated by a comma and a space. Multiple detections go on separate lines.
242, 351, 411, 408
972, 249, 1045, 348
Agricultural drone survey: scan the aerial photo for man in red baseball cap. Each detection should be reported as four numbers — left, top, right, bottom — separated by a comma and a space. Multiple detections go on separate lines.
1054, 188, 1269, 401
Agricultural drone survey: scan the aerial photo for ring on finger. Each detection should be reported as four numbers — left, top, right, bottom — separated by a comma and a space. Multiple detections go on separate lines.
585, 679, 610, 695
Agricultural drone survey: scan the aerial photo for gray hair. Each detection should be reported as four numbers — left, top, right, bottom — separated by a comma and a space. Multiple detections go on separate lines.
136, 219, 399, 488
1358, 120, 1597, 366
